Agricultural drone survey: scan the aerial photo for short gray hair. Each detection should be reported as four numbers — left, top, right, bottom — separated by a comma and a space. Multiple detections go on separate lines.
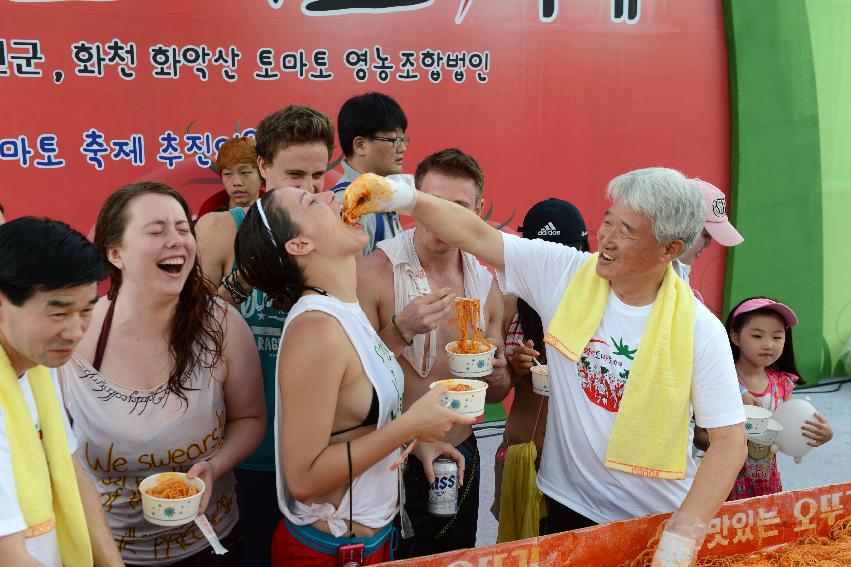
606, 167, 705, 250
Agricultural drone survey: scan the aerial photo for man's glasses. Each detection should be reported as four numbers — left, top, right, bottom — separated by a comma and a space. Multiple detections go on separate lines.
368, 135, 411, 150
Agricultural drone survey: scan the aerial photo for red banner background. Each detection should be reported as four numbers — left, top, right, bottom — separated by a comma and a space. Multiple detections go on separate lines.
1, 0, 729, 310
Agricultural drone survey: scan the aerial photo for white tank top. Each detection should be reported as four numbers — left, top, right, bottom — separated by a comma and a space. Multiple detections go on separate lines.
275, 295, 404, 536
58, 353, 237, 565
377, 228, 494, 377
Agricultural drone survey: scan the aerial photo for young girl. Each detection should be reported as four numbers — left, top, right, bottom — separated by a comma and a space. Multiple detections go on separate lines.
726, 296, 833, 500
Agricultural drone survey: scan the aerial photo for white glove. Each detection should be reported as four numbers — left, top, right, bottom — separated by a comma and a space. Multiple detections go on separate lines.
652, 530, 697, 566
384, 174, 417, 214
651, 513, 706, 567
341, 173, 417, 225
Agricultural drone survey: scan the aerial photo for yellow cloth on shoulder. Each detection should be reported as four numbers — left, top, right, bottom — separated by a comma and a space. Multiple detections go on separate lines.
0, 345, 92, 566
497, 441, 545, 543
543, 254, 695, 480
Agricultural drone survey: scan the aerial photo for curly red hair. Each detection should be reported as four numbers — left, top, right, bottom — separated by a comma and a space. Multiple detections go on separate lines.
215, 136, 258, 177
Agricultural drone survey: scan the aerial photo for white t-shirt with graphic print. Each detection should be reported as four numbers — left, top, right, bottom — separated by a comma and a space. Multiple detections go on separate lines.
497, 234, 745, 523
0, 368, 76, 567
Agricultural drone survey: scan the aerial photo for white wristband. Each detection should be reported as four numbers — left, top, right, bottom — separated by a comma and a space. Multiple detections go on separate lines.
385, 174, 417, 215
652, 530, 697, 566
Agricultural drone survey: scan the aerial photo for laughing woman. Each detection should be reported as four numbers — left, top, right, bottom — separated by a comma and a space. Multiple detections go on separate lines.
235, 187, 471, 566
57, 182, 266, 566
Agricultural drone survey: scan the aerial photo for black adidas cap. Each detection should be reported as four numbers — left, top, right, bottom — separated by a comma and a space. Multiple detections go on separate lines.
518, 198, 588, 248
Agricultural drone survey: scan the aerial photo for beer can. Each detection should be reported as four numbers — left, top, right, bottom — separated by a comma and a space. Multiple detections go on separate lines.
428, 458, 459, 517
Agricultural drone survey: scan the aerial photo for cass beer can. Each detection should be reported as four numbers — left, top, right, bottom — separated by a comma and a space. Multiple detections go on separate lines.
428, 458, 459, 517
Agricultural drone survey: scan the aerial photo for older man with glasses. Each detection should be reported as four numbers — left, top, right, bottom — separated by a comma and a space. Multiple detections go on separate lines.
333, 91, 411, 254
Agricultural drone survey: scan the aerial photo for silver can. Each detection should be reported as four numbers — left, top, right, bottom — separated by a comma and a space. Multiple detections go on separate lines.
428, 458, 459, 517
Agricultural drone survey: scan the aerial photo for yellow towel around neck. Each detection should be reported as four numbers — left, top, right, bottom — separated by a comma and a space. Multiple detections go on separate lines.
0, 345, 93, 567
543, 253, 695, 480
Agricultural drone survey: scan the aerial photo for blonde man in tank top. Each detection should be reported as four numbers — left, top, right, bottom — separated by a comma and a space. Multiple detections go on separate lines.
357, 149, 512, 558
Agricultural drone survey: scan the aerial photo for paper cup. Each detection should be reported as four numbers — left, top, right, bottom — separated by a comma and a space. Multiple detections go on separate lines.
140, 472, 205, 527
531, 364, 549, 396
445, 341, 497, 378
743, 405, 772, 435
429, 379, 488, 417
748, 418, 783, 446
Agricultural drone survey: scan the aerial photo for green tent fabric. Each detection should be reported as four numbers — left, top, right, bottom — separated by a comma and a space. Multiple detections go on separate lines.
722, 0, 823, 381
806, 0, 851, 377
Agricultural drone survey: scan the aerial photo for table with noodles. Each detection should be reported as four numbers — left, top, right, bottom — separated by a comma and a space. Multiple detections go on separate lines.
378, 483, 851, 567
452, 298, 492, 354
625, 517, 851, 566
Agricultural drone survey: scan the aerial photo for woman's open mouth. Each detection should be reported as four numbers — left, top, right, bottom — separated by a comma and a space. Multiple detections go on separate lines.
157, 257, 185, 274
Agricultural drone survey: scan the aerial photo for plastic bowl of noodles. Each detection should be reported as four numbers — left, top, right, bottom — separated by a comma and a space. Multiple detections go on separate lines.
140, 472, 205, 527
429, 379, 489, 417
445, 340, 497, 378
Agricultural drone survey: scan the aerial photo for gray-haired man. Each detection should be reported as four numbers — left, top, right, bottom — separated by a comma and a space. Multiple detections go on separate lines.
345, 167, 747, 566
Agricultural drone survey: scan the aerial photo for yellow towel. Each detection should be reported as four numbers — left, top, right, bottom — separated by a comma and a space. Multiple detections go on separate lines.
497, 442, 545, 543
544, 254, 695, 480
0, 345, 93, 567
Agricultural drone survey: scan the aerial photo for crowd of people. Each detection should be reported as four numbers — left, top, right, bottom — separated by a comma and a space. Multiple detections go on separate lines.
0, 92, 835, 567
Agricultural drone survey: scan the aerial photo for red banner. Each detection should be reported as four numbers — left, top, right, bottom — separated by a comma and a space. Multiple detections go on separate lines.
382, 482, 851, 566
0, 0, 730, 309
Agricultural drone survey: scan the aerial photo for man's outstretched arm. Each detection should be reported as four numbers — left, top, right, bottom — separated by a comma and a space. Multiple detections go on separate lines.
410, 191, 505, 271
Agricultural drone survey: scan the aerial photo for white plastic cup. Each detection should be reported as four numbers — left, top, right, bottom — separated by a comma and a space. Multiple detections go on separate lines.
531, 364, 549, 396
743, 405, 772, 435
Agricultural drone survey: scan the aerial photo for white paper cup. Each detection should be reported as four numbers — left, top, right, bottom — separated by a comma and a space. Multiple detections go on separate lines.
747, 418, 783, 446
743, 405, 772, 435
531, 364, 549, 396
445, 341, 496, 378
140, 472, 205, 527
429, 379, 488, 417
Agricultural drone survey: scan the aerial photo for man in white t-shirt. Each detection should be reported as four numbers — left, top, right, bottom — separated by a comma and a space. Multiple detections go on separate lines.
0, 218, 124, 567
349, 167, 748, 565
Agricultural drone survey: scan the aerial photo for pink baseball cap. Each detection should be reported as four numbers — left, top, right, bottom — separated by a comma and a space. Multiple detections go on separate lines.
732, 298, 798, 327
690, 178, 744, 247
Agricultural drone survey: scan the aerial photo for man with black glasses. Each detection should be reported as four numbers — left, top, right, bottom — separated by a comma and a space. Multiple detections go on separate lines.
333, 92, 410, 254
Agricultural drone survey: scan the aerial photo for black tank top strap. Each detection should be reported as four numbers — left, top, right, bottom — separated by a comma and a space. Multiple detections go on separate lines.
92, 299, 116, 371
330, 386, 380, 437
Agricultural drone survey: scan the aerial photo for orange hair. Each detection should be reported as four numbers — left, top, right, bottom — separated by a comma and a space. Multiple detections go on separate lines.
215, 137, 259, 178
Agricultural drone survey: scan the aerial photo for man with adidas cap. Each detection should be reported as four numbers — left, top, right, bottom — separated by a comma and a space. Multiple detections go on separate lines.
491, 199, 590, 534
674, 179, 744, 283
520, 198, 590, 248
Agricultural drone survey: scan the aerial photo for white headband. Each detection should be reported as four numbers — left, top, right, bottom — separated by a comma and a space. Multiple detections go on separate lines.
255, 198, 278, 247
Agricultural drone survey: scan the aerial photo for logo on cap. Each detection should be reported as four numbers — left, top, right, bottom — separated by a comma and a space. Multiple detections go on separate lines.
538, 222, 560, 236
712, 198, 726, 219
